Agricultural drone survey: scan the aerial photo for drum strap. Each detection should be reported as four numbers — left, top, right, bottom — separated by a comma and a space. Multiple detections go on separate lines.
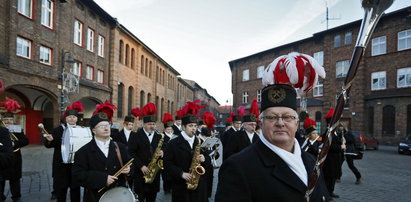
113, 142, 129, 188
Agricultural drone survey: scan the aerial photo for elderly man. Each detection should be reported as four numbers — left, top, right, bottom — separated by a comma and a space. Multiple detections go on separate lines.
216, 53, 329, 202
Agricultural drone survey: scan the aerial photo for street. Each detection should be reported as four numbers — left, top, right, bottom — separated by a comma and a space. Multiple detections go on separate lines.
2, 145, 410, 201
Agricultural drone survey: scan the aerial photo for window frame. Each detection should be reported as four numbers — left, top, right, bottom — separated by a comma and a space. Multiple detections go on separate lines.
336, 60, 350, 78
371, 36, 387, 56
397, 67, 411, 88
334, 34, 341, 48
313, 51, 324, 66
16, 36, 32, 59
242, 69, 249, 81
40, 0, 54, 29
71, 61, 82, 77
17, 0, 33, 19
97, 70, 104, 84
86, 28, 95, 52
257, 66, 264, 79
98, 35, 105, 57
257, 90, 262, 102
344, 31, 352, 45
398, 29, 411, 51
242, 91, 249, 104
73, 20, 84, 47
39, 45, 52, 65
371, 71, 386, 91
85, 65, 94, 80
313, 79, 323, 97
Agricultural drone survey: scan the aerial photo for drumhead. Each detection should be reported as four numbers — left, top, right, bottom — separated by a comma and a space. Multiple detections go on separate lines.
99, 187, 136, 202
61, 126, 92, 163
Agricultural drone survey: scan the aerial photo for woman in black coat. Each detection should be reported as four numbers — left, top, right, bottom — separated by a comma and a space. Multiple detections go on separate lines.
340, 126, 362, 184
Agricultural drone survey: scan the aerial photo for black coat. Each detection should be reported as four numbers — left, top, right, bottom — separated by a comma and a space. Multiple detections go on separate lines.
342, 130, 356, 154
216, 140, 330, 202
128, 128, 164, 193
172, 124, 182, 137
301, 138, 323, 157
322, 132, 343, 179
1, 131, 29, 180
72, 138, 131, 202
199, 136, 216, 198
164, 135, 211, 202
224, 130, 258, 161
0, 127, 13, 171
111, 129, 137, 148
221, 127, 239, 161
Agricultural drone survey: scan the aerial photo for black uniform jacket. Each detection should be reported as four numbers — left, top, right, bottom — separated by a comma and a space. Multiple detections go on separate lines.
0, 127, 13, 170
72, 138, 131, 202
111, 129, 136, 147
164, 135, 211, 202
128, 128, 164, 193
216, 140, 330, 202
224, 130, 258, 161
322, 132, 343, 179
1, 131, 29, 180
301, 138, 323, 157
172, 124, 182, 137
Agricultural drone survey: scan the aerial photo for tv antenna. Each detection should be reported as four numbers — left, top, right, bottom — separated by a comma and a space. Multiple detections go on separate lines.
322, 0, 340, 30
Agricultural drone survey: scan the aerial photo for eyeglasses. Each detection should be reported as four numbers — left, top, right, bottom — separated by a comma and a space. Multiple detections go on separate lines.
263, 115, 296, 122
95, 124, 110, 129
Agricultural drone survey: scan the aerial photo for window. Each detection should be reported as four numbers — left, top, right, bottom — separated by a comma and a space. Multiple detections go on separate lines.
257, 90, 262, 102
397, 67, 411, 88
242, 92, 248, 104
313, 79, 323, 97
313, 51, 324, 66
119, 40, 124, 63
41, 0, 53, 28
97, 70, 104, 83
131, 48, 135, 68
334, 34, 341, 47
125, 44, 129, 66
398, 29, 411, 51
71, 61, 82, 77
371, 71, 386, 90
98, 35, 105, 57
16, 37, 31, 58
86, 65, 94, 80
257, 66, 264, 78
117, 83, 124, 118
86, 28, 94, 52
336, 60, 350, 78
39, 46, 51, 65
371, 36, 386, 56
73, 20, 83, 46
242, 69, 249, 81
344, 31, 352, 45
18, 0, 32, 18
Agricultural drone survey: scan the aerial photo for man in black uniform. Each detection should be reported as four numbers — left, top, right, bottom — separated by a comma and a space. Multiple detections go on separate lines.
172, 112, 183, 137
161, 113, 175, 194
72, 112, 131, 202
0, 109, 29, 202
221, 113, 242, 161
0, 126, 13, 202
128, 103, 163, 202
164, 100, 211, 202
43, 107, 81, 202
216, 52, 329, 202
301, 117, 323, 157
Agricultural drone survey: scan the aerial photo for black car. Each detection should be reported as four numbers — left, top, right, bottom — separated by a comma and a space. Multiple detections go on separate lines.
398, 135, 411, 154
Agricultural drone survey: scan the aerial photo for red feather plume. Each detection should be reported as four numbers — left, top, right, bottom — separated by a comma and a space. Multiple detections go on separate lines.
71, 101, 84, 112
176, 108, 184, 119
162, 113, 173, 124
237, 106, 246, 117
202, 111, 216, 129
181, 100, 205, 117
131, 107, 140, 118
226, 112, 236, 123
249, 99, 259, 120
303, 117, 317, 130
93, 100, 117, 121
0, 97, 21, 112
325, 108, 335, 119
141, 103, 156, 117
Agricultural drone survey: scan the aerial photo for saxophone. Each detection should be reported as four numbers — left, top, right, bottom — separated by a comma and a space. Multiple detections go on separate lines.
143, 133, 164, 183
187, 137, 206, 190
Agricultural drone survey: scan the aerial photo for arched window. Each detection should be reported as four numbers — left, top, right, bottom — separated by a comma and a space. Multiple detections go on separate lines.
367, 107, 374, 136
119, 40, 124, 63
155, 96, 160, 119
171, 101, 174, 113
167, 100, 170, 113
125, 44, 129, 66
128, 86, 133, 115
407, 105, 411, 136
131, 48, 135, 69
149, 61, 152, 78
117, 83, 124, 118
140, 91, 145, 109
140, 55, 144, 74
162, 70, 165, 85
145, 58, 148, 76
159, 69, 162, 84
382, 105, 395, 136
147, 93, 151, 104
156, 66, 159, 82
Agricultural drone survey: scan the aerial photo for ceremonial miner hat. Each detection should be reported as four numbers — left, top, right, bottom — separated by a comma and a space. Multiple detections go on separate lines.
243, 99, 259, 123
124, 115, 135, 123
141, 103, 157, 123
181, 100, 204, 125
131, 107, 140, 120
90, 112, 110, 129
162, 113, 174, 128
303, 117, 317, 135
93, 100, 117, 121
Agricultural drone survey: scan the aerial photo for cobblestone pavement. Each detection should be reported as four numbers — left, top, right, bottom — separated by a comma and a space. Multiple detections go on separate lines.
2, 145, 410, 201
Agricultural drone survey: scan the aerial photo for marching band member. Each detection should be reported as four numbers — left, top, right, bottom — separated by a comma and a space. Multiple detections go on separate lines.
0, 126, 13, 170
301, 117, 322, 157
196, 120, 206, 137
172, 109, 183, 137
0, 98, 29, 202
224, 99, 259, 161
164, 100, 210, 202
128, 103, 163, 202
161, 113, 175, 194
43, 102, 84, 202
72, 112, 131, 202
221, 108, 244, 161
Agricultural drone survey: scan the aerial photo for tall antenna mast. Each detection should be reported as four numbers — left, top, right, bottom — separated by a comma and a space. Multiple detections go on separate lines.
322, 1, 340, 30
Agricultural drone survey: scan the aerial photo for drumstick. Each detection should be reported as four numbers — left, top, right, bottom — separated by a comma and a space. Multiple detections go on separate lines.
38, 123, 50, 135
98, 158, 134, 193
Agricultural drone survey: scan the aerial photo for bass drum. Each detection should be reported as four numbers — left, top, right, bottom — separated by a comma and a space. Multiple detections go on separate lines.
99, 187, 137, 202
61, 126, 93, 163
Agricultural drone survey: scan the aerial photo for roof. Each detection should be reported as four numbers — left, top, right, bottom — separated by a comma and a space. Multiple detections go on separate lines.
80, 0, 117, 26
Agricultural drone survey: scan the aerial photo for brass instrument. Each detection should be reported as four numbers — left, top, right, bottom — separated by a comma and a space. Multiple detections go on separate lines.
98, 158, 134, 193
187, 137, 205, 190
0, 118, 20, 152
143, 134, 164, 184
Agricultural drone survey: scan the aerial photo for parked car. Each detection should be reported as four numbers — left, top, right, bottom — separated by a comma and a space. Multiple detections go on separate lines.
398, 135, 411, 154
351, 131, 379, 150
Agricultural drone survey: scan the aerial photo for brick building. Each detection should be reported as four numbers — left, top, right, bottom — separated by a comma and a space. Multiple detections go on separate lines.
0, 0, 116, 143
183, 79, 220, 116
229, 7, 411, 143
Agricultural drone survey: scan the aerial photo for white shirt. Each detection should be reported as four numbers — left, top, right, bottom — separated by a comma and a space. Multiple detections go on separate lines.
245, 131, 255, 143
259, 134, 308, 186
123, 128, 131, 142
181, 131, 195, 149
164, 132, 173, 140
95, 139, 110, 158
231, 126, 238, 132
174, 123, 182, 131
143, 128, 154, 143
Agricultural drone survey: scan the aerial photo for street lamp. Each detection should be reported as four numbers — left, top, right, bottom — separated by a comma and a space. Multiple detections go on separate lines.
60, 49, 75, 117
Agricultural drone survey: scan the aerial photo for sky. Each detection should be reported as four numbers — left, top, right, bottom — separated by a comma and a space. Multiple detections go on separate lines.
93, 0, 409, 105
